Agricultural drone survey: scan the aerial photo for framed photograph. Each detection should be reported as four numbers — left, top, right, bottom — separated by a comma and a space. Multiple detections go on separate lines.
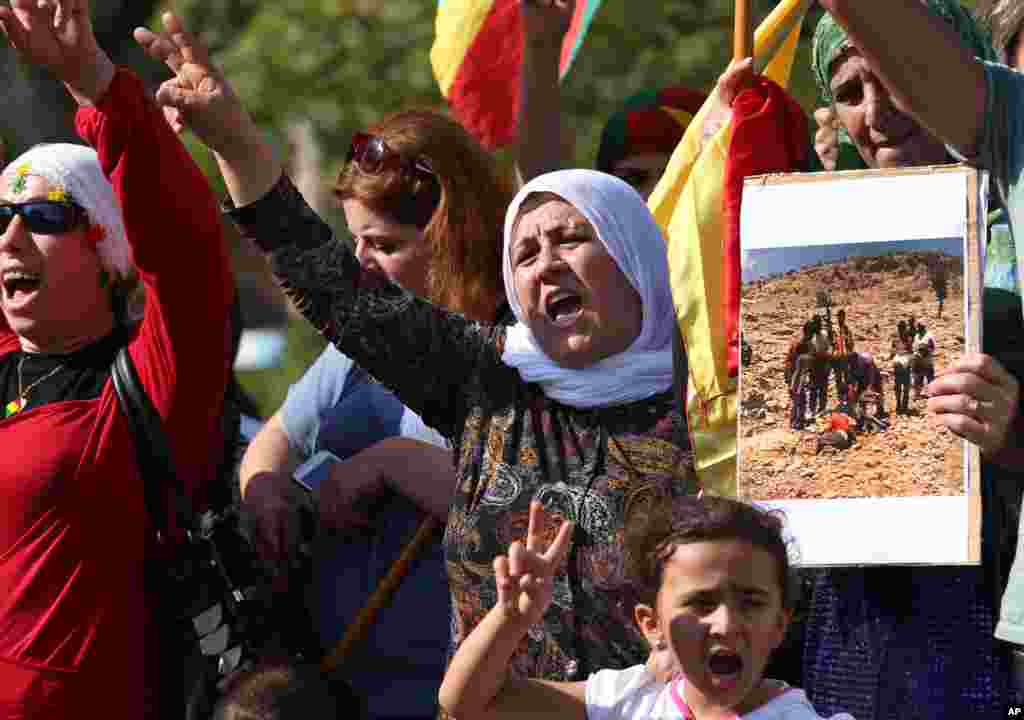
738, 165, 984, 566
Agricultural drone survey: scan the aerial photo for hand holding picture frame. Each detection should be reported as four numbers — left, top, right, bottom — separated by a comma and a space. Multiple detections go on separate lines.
738, 165, 984, 566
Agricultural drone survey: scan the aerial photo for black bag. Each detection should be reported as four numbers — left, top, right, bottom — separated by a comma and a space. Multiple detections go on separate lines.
111, 347, 319, 719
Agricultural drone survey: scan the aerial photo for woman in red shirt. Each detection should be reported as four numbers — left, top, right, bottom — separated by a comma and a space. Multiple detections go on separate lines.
0, 2, 232, 717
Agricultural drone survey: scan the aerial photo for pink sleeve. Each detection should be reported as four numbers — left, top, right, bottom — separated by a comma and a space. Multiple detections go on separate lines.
75, 69, 233, 495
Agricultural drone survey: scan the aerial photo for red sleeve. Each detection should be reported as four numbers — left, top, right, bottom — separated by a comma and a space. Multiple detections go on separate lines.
75, 69, 233, 496
0, 314, 16, 355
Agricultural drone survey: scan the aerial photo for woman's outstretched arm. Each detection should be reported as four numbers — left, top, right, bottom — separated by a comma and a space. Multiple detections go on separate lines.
515, 0, 575, 183
135, 13, 507, 439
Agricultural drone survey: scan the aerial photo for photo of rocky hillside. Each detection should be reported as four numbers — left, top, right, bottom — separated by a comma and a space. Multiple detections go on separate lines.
739, 240, 969, 501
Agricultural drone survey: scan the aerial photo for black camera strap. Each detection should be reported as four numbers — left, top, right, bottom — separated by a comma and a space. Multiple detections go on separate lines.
111, 346, 221, 719
110, 346, 193, 543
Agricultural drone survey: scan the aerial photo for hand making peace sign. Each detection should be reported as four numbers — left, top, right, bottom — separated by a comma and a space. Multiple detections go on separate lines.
133, 13, 254, 157
493, 500, 574, 627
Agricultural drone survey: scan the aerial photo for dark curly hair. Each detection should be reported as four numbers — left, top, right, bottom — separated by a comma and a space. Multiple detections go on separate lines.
624, 491, 797, 611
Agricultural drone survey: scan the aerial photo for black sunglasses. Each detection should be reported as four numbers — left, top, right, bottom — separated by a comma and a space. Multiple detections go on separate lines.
346, 132, 435, 181
0, 200, 88, 235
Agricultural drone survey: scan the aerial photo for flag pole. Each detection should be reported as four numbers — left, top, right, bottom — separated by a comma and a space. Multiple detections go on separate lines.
321, 516, 441, 673
734, 0, 754, 60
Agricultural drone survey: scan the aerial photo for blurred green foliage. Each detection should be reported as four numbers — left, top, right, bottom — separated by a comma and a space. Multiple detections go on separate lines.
152, 0, 980, 417
163, 0, 828, 176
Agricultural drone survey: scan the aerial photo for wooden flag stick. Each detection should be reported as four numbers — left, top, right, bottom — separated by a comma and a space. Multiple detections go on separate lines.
321, 515, 441, 673
734, 0, 754, 60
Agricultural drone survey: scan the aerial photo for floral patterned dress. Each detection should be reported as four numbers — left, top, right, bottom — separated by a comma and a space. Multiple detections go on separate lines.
227, 175, 696, 681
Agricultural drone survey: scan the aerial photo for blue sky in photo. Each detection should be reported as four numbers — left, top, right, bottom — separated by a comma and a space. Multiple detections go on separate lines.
741, 237, 963, 284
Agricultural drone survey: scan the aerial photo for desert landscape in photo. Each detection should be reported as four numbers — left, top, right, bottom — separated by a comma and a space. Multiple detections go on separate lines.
739, 246, 965, 501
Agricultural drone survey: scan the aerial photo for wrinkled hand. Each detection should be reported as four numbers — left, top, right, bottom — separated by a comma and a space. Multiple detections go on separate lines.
927, 353, 1020, 457
134, 13, 253, 155
317, 453, 387, 532
701, 57, 754, 150
814, 106, 839, 171
494, 501, 574, 628
716, 56, 755, 108
520, 0, 574, 49
0, 0, 111, 101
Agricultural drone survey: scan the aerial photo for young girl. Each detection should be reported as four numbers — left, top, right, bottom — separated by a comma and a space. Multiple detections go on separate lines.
439, 496, 855, 720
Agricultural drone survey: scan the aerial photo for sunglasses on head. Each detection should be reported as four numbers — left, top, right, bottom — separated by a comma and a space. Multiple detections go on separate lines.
346, 132, 435, 181
0, 200, 88, 235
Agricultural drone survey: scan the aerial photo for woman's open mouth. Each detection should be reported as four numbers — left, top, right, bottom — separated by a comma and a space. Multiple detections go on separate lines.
2, 270, 42, 308
544, 291, 583, 328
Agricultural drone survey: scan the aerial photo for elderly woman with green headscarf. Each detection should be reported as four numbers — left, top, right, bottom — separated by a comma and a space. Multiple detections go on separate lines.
978, 0, 1024, 68
811, 0, 996, 172
798, 4, 1024, 718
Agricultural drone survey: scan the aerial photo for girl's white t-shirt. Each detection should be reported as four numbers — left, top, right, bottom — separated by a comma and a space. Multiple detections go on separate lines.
584, 665, 856, 720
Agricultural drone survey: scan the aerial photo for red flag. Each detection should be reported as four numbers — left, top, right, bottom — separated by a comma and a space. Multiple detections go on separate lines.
432, 0, 603, 149
723, 77, 808, 376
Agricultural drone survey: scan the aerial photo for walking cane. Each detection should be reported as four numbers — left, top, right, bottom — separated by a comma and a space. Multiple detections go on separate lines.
321, 515, 442, 673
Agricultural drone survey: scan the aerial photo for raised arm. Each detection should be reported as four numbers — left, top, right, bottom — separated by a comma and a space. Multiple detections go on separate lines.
515, 0, 575, 183
136, 13, 506, 437
134, 13, 280, 206
817, 0, 986, 153
439, 501, 584, 720
1, 0, 232, 489
0, 0, 114, 106
225, 175, 503, 438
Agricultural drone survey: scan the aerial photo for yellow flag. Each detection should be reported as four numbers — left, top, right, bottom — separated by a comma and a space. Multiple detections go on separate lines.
648, 0, 810, 496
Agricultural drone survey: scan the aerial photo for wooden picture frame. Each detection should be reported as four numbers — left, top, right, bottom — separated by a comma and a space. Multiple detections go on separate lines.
738, 165, 984, 566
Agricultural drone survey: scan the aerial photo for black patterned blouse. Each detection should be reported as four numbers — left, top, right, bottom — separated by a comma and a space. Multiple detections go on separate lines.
228, 174, 696, 681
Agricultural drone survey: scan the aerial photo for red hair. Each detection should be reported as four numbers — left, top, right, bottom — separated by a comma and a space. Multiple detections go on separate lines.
335, 110, 514, 322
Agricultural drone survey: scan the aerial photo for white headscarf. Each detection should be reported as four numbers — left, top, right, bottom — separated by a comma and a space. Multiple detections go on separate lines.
501, 169, 675, 407
3, 143, 133, 281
